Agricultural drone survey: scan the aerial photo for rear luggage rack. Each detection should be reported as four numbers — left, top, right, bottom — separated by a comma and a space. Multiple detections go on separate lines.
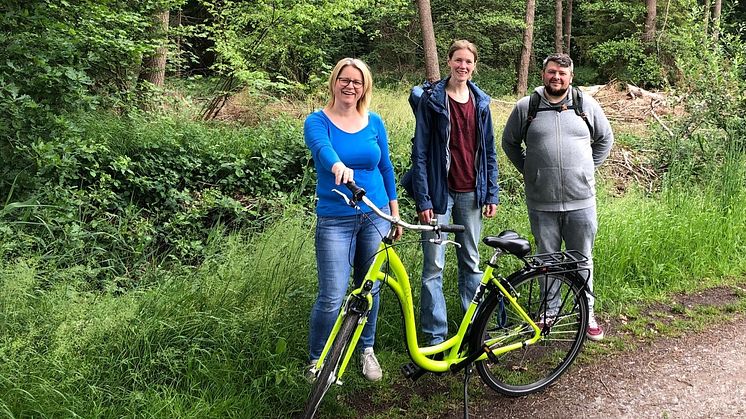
524, 250, 588, 270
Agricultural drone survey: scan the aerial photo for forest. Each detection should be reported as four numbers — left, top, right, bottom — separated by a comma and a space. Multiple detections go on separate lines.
1, 0, 745, 417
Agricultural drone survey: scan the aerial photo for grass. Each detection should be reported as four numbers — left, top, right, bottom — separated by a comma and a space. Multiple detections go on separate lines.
1, 83, 746, 418
595, 185, 746, 314
0, 216, 318, 418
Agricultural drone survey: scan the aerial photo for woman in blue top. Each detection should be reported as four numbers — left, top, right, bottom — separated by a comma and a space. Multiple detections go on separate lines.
304, 57, 401, 382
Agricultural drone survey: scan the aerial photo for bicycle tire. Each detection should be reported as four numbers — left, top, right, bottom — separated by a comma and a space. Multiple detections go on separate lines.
301, 312, 361, 419
471, 271, 588, 396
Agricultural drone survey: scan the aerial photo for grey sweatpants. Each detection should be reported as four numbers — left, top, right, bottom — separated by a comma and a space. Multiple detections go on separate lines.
528, 206, 598, 313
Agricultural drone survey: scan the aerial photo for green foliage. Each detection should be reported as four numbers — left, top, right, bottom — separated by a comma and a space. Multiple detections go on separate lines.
1, 112, 312, 286
651, 25, 746, 208
356, 0, 419, 72
0, 218, 316, 417
574, 0, 704, 88
0, 0, 194, 213
570, 65, 601, 86
589, 37, 664, 86
472, 65, 519, 97
0, 0, 178, 113
200, 0, 369, 87
430, 0, 526, 69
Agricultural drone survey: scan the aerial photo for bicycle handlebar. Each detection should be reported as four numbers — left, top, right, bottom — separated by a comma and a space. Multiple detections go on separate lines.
345, 181, 366, 203
439, 224, 466, 233
339, 182, 466, 234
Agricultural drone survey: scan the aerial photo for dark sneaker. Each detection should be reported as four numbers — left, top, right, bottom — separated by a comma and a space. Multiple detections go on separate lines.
586, 316, 605, 341
361, 348, 382, 381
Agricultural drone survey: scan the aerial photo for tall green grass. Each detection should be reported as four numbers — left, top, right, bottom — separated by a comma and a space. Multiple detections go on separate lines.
0, 214, 317, 418
596, 184, 746, 310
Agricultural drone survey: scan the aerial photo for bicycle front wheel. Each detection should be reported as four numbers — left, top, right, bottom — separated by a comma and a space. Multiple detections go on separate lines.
473, 271, 588, 396
301, 312, 361, 419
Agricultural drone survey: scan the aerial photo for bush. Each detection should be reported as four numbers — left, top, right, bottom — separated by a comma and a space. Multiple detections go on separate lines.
589, 37, 664, 87
0, 112, 313, 287
571, 65, 601, 86
473, 65, 519, 97
652, 32, 746, 202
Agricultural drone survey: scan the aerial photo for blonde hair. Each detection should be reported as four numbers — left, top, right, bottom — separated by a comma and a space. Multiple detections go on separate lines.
327, 58, 373, 115
447, 40, 478, 63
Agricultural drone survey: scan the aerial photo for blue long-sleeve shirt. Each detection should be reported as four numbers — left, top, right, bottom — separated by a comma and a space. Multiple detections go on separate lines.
304, 110, 398, 216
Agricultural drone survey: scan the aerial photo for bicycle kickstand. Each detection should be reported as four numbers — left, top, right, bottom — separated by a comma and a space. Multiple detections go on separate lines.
462, 363, 473, 419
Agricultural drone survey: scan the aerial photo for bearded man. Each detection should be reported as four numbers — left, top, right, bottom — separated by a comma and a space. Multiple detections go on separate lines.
501, 53, 614, 341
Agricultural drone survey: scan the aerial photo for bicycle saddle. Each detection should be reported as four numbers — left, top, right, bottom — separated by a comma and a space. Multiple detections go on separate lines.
483, 230, 531, 257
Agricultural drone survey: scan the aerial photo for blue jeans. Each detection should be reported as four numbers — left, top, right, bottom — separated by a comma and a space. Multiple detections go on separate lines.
308, 207, 390, 361
420, 191, 483, 345
528, 206, 598, 314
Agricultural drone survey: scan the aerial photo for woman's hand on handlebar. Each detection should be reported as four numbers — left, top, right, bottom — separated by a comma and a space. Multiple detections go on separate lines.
331, 162, 353, 185
392, 224, 403, 241
417, 208, 434, 225
389, 200, 403, 241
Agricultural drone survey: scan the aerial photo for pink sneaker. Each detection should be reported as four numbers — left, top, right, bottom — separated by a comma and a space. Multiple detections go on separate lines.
586, 316, 604, 341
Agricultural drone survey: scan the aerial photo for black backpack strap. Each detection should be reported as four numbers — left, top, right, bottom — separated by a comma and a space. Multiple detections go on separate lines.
523, 87, 595, 142
571, 86, 594, 139
522, 91, 542, 142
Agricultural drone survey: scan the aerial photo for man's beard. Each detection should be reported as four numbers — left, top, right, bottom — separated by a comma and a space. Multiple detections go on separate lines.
544, 84, 568, 97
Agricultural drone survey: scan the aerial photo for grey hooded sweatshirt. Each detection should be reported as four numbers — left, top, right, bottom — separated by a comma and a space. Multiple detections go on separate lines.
502, 86, 614, 212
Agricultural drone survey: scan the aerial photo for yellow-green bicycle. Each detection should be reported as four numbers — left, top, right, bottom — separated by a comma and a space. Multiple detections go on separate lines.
302, 183, 590, 418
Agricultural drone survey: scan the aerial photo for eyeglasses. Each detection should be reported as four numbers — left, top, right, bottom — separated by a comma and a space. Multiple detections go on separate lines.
337, 77, 364, 88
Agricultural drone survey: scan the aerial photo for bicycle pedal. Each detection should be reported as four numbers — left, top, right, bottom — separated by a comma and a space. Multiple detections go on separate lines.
400, 362, 427, 381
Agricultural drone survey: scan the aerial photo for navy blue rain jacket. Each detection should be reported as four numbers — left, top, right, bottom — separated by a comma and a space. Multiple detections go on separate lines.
411, 77, 499, 214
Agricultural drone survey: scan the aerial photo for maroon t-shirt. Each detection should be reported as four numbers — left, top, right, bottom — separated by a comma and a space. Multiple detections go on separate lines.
447, 95, 477, 192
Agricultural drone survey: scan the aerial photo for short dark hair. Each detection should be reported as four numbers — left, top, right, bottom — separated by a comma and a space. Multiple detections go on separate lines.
542, 53, 574, 72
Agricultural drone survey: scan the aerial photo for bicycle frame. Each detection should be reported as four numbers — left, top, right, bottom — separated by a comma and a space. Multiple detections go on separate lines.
314, 236, 544, 380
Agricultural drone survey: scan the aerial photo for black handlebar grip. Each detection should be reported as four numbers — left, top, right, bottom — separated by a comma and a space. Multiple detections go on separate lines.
440, 224, 466, 233
345, 181, 366, 201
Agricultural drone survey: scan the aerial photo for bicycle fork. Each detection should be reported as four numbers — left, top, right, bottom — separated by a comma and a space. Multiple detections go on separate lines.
314, 280, 374, 383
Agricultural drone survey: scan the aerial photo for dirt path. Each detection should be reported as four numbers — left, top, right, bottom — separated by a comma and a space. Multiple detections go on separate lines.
459, 314, 746, 419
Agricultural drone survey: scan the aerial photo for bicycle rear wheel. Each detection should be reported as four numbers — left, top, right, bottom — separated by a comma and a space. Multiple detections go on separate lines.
301, 312, 361, 419
472, 271, 588, 396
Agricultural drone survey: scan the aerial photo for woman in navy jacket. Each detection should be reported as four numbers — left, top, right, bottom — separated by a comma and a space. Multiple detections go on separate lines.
411, 40, 499, 346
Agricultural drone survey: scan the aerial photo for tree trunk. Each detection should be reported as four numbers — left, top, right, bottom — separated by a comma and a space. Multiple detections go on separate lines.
643, 0, 657, 44
712, 0, 722, 41
173, 8, 182, 78
703, 0, 711, 35
516, 0, 536, 96
564, 0, 573, 52
416, 0, 440, 82
139, 9, 170, 87
554, 0, 563, 53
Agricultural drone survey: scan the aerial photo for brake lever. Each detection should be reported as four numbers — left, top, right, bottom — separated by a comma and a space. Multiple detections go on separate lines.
428, 238, 462, 248
332, 188, 357, 208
